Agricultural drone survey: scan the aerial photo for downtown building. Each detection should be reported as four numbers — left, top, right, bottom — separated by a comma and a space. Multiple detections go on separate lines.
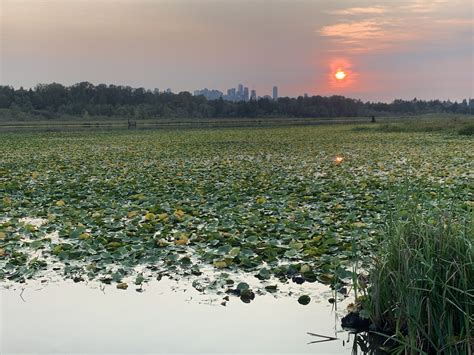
194, 84, 279, 102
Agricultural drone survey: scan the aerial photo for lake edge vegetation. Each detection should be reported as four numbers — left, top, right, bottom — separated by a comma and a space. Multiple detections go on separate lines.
355, 189, 473, 354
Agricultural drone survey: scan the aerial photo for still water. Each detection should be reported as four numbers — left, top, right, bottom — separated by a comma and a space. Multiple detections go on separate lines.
1, 278, 357, 354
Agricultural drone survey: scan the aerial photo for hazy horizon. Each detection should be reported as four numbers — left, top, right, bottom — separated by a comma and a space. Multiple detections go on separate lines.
1, 0, 473, 101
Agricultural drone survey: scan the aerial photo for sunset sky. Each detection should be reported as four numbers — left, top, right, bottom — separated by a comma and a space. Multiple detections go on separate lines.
1, 0, 473, 101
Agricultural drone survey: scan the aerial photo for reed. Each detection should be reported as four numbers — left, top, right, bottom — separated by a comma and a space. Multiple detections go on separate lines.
365, 198, 473, 354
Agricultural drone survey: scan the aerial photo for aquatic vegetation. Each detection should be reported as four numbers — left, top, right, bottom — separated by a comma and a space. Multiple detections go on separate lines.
362, 195, 473, 354
0, 125, 472, 302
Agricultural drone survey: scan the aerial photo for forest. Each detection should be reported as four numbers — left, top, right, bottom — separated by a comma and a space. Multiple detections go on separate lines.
0, 82, 472, 120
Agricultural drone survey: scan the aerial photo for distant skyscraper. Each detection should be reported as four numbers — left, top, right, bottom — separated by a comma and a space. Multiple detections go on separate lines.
272, 86, 278, 100
250, 89, 257, 101
194, 88, 223, 100
243, 87, 249, 101
224, 88, 238, 101
211, 84, 254, 102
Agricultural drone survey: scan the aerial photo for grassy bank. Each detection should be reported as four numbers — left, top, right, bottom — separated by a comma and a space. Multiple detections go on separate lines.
0, 115, 385, 132
352, 115, 474, 136
363, 194, 473, 354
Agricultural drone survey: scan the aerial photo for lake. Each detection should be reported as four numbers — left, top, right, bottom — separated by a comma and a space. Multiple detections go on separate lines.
1, 278, 356, 354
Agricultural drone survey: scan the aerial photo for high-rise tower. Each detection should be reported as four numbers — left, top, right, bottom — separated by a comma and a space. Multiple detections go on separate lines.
250, 89, 257, 101
243, 87, 249, 101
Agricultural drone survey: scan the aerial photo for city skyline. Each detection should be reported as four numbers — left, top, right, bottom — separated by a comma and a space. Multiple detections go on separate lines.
1, 0, 473, 102
194, 84, 279, 101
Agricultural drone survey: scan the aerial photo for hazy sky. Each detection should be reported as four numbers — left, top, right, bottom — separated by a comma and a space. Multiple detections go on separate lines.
1, 0, 473, 101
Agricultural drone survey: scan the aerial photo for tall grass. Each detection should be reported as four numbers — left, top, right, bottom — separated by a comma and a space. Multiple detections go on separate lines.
458, 124, 474, 136
365, 201, 473, 354
373, 116, 473, 134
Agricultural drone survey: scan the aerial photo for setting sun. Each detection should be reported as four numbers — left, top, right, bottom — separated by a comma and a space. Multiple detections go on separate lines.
335, 70, 347, 80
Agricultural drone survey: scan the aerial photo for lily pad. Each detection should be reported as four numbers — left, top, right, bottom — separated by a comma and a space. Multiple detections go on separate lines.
298, 295, 311, 305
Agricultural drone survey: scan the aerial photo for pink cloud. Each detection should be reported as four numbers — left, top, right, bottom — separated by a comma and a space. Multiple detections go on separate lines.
320, 20, 384, 41
329, 6, 386, 16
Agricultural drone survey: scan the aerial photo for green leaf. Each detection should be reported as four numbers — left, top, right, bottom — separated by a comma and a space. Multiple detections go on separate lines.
298, 295, 311, 305
236, 282, 249, 291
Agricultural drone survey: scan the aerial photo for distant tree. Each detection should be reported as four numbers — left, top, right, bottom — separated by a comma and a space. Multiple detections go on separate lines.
0, 82, 471, 120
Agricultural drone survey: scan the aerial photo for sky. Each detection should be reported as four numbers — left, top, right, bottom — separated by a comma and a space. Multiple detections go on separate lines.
1, 0, 473, 101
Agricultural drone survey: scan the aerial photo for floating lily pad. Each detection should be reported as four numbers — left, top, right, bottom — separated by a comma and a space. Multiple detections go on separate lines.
298, 295, 311, 305
116, 282, 128, 290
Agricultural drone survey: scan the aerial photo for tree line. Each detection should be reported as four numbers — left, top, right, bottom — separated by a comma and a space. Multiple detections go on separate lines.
0, 82, 472, 120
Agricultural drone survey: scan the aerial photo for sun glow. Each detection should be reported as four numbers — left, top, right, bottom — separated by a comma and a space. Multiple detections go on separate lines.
335, 70, 347, 80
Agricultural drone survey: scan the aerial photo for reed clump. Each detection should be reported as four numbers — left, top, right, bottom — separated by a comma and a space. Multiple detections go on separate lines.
365, 204, 473, 354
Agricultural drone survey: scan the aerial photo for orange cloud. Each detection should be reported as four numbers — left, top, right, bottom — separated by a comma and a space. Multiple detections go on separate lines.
399, 0, 448, 13
319, 20, 417, 53
329, 6, 386, 16
320, 20, 385, 41
319, 0, 472, 54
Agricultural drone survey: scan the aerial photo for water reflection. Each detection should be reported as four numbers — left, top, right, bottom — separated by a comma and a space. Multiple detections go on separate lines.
346, 331, 391, 355
1, 279, 359, 354
307, 331, 338, 344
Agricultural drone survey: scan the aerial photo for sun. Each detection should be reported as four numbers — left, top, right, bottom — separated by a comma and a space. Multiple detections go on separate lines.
335, 70, 347, 80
